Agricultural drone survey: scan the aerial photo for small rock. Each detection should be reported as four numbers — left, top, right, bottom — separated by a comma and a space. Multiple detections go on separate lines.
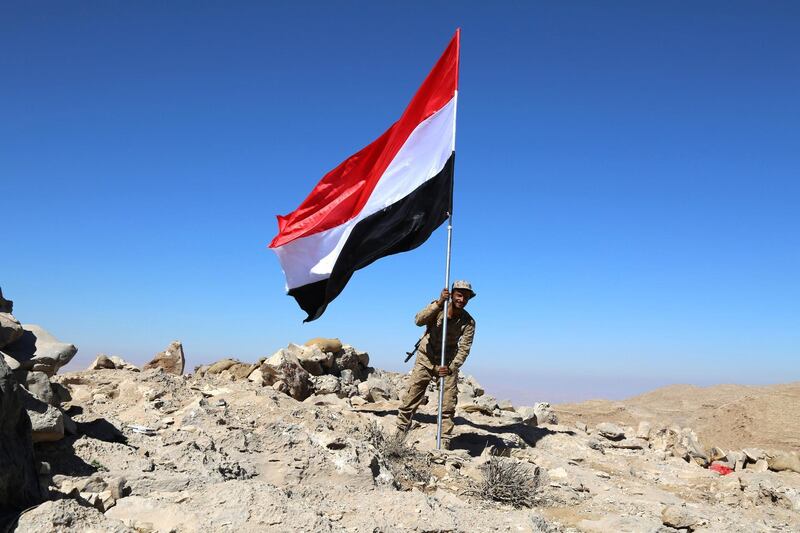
87, 354, 139, 371
248, 368, 264, 384
743, 448, 766, 462
533, 402, 557, 424
709, 446, 727, 462
87, 354, 116, 370
548, 467, 568, 481
27, 403, 65, 442
349, 396, 367, 407
661, 504, 706, 530
768, 451, 800, 473
585, 437, 604, 452
497, 399, 515, 412
596, 422, 625, 440
97, 490, 116, 511
610, 438, 647, 450
333, 346, 362, 376
265, 348, 313, 400
461, 403, 495, 416
575, 421, 588, 433
463, 375, 485, 396
339, 369, 355, 385
25, 371, 54, 405
312, 375, 341, 395
228, 363, 256, 380
751, 458, 769, 472
636, 421, 651, 440
290, 344, 330, 376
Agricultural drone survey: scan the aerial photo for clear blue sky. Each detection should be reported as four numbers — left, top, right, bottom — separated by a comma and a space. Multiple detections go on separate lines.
3, 2, 798, 403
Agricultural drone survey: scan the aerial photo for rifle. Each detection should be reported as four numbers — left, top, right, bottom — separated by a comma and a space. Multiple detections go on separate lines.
404, 337, 423, 363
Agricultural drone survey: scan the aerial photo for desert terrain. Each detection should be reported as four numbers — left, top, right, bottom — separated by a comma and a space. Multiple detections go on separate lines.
2, 289, 799, 532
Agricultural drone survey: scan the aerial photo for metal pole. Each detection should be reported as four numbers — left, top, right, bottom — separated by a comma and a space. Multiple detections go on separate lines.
436, 211, 453, 449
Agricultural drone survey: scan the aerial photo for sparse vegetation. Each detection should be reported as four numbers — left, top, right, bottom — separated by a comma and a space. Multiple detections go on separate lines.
366, 422, 430, 488
90, 459, 108, 472
468, 454, 541, 508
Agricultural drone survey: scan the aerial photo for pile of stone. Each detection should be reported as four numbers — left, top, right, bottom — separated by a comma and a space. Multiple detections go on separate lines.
457, 375, 557, 426
50, 473, 128, 513
195, 342, 559, 427
583, 419, 800, 475
0, 288, 78, 445
0, 287, 83, 517
195, 338, 403, 404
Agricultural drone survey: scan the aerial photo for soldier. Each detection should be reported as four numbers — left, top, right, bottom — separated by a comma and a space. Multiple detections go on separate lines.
396, 280, 476, 449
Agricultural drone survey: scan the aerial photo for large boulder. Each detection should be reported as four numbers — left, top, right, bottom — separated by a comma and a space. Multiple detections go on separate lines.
357, 373, 397, 402
0, 288, 12, 313
289, 344, 332, 376
263, 348, 313, 401
3, 324, 78, 376
311, 375, 341, 396
0, 356, 43, 514
143, 341, 185, 375
0, 312, 23, 349
14, 499, 132, 532
204, 359, 254, 380
205, 359, 238, 375
19, 387, 65, 443
226, 363, 256, 380
332, 345, 368, 379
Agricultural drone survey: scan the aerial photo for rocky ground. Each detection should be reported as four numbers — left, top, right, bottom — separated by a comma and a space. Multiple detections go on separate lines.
1, 287, 799, 532
556, 382, 800, 452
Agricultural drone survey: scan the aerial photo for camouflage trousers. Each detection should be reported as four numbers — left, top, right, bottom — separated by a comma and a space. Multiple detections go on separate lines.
396, 361, 458, 441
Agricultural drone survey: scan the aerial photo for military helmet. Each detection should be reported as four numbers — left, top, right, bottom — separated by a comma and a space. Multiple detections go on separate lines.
451, 280, 476, 298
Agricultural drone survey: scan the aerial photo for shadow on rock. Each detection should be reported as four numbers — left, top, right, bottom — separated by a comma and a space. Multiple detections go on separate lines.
34, 418, 127, 478
34, 436, 99, 478
456, 418, 565, 446
357, 409, 561, 454
77, 419, 127, 445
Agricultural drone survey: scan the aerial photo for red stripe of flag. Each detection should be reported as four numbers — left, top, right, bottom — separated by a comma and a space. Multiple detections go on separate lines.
269, 30, 460, 249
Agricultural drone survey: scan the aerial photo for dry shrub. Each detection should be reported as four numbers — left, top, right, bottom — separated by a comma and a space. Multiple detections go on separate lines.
469, 455, 541, 508
366, 422, 430, 488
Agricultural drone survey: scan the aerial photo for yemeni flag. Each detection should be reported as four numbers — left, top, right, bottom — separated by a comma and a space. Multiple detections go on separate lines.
269, 30, 460, 322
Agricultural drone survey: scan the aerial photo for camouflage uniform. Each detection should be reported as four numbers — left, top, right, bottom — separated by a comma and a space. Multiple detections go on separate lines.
396, 299, 476, 444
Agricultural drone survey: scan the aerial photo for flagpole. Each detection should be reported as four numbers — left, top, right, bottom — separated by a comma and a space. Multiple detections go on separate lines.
436, 211, 453, 450
436, 31, 459, 450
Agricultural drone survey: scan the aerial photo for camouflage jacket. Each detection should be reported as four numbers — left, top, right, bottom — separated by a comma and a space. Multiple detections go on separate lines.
414, 300, 476, 372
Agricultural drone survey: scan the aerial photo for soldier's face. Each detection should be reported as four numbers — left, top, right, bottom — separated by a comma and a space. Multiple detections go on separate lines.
451, 289, 471, 309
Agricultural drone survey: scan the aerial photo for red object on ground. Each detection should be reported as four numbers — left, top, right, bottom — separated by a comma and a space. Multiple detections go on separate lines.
709, 463, 734, 475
